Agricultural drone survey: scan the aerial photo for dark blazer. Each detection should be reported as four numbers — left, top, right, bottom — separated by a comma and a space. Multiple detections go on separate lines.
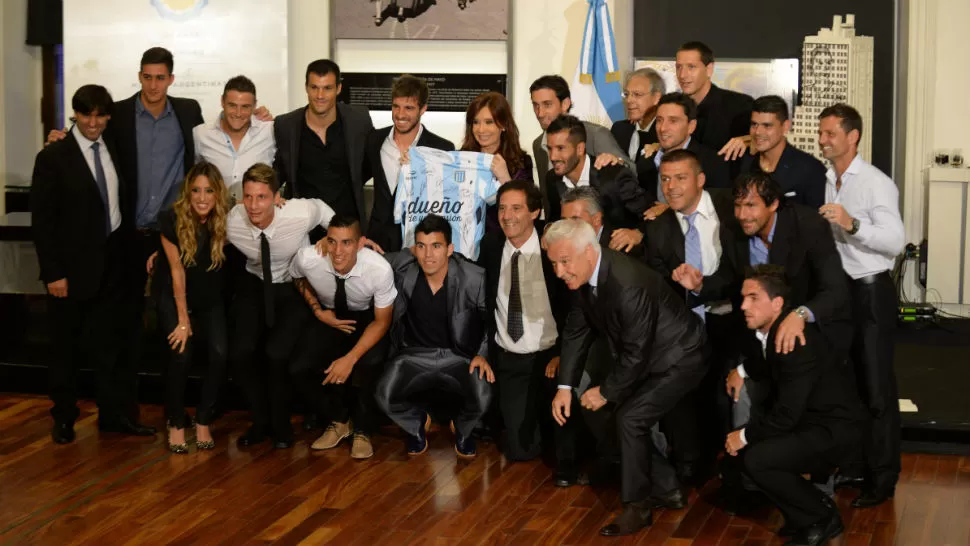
533, 121, 633, 215
741, 316, 865, 446
597, 220, 646, 262
558, 249, 708, 404
730, 202, 852, 356
644, 189, 742, 307
30, 132, 129, 300
477, 223, 569, 356
105, 93, 203, 219
739, 143, 828, 209
611, 119, 658, 158
694, 84, 754, 154
365, 125, 455, 251
544, 156, 650, 229
274, 103, 374, 217
637, 138, 731, 202
387, 250, 489, 360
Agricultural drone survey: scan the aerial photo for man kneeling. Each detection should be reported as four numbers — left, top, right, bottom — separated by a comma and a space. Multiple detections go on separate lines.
727, 265, 864, 546
376, 214, 495, 458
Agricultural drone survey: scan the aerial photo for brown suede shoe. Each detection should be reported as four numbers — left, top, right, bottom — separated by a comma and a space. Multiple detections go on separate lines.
350, 433, 374, 459
311, 421, 352, 450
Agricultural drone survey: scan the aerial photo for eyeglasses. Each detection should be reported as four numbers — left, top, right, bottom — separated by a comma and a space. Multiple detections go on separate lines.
621, 91, 652, 100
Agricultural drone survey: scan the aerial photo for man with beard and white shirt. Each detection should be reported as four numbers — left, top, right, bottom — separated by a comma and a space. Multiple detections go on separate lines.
365, 74, 454, 252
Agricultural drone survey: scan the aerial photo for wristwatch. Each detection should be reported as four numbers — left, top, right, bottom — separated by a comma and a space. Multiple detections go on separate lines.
794, 306, 810, 321
847, 217, 860, 235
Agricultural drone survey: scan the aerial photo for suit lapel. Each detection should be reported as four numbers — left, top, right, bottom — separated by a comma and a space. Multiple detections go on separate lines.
664, 212, 686, 264
769, 208, 792, 269
288, 108, 304, 189
446, 257, 460, 325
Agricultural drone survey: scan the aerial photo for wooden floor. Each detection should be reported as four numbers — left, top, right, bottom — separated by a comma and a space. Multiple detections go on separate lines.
1, 395, 968, 546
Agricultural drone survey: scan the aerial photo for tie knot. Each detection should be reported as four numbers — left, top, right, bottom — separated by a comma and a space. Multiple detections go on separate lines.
91, 141, 100, 152
685, 211, 699, 227
512, 250, 521, 261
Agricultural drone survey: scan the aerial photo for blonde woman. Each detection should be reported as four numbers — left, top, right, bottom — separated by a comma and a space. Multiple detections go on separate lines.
153, 162, 230, 453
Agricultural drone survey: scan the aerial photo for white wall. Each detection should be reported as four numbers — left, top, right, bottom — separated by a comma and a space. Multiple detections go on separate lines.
1, 0, 43, 200
930, 0, 970, 158
288, 0, 330, 113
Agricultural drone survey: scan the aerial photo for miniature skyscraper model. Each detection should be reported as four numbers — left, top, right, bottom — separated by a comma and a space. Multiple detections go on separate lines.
790, 14, 875, 162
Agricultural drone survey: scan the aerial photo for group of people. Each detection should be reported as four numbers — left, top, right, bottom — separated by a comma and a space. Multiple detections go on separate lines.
30, 40, 905, 546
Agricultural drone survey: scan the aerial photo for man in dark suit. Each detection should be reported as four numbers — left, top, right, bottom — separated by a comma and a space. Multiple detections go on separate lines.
644, 149, 742, 485
364, 74, 454, 252
560, 186, 645, 261
546, 220, 708, 537
375, 214, 495, 459
529, 75, 633, 214
738, 95, 827, 208
611, 68, 664, 164
478, 181, 575, 477
31, 85, 155, 444
726, 265, 864, 546
675, 41, 754, 164
274, 59, 374, 226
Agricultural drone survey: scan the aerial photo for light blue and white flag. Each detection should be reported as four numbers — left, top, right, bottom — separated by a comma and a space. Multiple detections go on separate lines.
570, 0, 624, 127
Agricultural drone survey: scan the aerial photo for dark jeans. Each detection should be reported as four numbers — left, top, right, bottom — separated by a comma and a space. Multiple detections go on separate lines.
155, 293, 228, 427
289, 312, 389, 435
47, 231, 133, 425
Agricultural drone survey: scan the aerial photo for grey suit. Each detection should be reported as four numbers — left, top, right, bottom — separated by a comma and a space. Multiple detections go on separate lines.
533, 120, 633, 215
375, 250, 492, 438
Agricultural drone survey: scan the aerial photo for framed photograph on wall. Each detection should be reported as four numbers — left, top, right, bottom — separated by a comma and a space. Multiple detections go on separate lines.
333, 0, 508, 40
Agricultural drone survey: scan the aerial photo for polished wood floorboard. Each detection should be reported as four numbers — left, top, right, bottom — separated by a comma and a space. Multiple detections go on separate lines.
1, 395, 968, 546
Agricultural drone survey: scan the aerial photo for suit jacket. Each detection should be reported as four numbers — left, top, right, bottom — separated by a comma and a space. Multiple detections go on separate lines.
477, 223, 569, 356
533, 120, 633, 215
558, 249, 708, 404
637, 138, 731, 203
364, 125, 455, 251
544, 156, 650, 229
274, 103, 374, 218
30, 132, 129, 300
599, 220, 645, 261
738, 143, 828, 209
644, 189, 742, 307
611, 119, 659, 159
694, 84, 754, 155
387, 250, 489, 360
105, 93, 203, 220
730, 203, 852, 357
741, 316, 865, 447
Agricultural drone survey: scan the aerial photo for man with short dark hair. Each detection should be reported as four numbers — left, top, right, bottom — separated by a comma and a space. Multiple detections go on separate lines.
32, 85, 155, 443
275, 59, 374, 224
365, 74, 455, 252
561, 186, 643, 259
728, 265, 864, 546
817, 103, 904, 508
194, 75, 277, 201
375, 214, 495, 459
288, 214, 396, 459
226, 163, 335, 449
529, 75, 633, 213
738, 95, 827, 208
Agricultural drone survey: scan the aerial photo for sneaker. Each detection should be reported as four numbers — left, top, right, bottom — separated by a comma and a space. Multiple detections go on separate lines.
311, 421, 352, 450
350, 432, 374, 459
407, 414, 431, 456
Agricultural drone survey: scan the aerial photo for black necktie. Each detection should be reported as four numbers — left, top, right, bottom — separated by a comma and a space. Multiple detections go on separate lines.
334, 276, 349, 320
260, 232, 275, 327
507, 250, 524, 342
91, 142, 111, 235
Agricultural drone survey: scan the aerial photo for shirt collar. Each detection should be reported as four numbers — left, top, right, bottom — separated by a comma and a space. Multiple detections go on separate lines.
504, 227, 540, 262
638, 117, 655, 132
675, 190, 715, 222
826, 153, 863, 185
655, 136, 690, 163
333, 254, 364, 279
589, 249, 603, 288
71, 124, 106, 149
386, 124, 424, 148
563, 156, 591, 187
247, 210, 279, 241
135, 94, 173, 118
755, 329, 769, 352
766, 211, 778, 243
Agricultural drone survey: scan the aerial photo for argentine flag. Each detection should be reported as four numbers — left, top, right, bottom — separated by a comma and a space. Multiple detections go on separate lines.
570, 0, 624, 127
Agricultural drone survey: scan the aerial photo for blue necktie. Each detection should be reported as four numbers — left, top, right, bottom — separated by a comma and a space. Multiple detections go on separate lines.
91, 142, 111, 235
684, 212, 705, 321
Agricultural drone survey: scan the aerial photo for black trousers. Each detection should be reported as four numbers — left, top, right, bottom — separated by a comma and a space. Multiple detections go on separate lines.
493, 346, 566, 462
375, 347, 492, 439
46, 231, 134, 425
848, 272, 901, 491
228, 274, 310, 439
585, 354, 706, 504
120, 230, 159, 418
155, 293, 228, 427
743, 423, 856, 529
289, 312, 389, 435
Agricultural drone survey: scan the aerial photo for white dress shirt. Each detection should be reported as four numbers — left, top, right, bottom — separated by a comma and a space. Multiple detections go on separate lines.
561, 156, 591, 190
227, 198, 334, 283
825, 154, 905, 279
194, 116, 277, 201
289, 246, 397, 310
738, 329, 770, 446
380, 125, 424, 195
674, 189, 722, 276
72, 125, 122, 232
495, 229, 558, 354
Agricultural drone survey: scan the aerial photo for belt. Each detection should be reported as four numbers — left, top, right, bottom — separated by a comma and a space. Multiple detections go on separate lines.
851, 271, 891, 285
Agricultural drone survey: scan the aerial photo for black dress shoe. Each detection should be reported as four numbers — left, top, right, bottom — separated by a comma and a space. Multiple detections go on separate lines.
833, 473, 867, 490
649, 487, 687, 510
599, 502, 653, 536
236, 427, 267, 447
99, 418, 157, 436
851, 487, 894, 508
784, 509, 843, 546
777, 521, 798, 537
302, 413, 321, 431
273, 437, 294, 449
553, 461, 578, 487
51, 422, 75, 444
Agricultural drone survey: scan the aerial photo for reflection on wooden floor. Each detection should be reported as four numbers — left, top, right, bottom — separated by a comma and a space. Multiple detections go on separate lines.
1, 395, 968, 545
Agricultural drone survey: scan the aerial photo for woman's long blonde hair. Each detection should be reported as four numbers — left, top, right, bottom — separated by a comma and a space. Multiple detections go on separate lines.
172, 162, 230, 271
